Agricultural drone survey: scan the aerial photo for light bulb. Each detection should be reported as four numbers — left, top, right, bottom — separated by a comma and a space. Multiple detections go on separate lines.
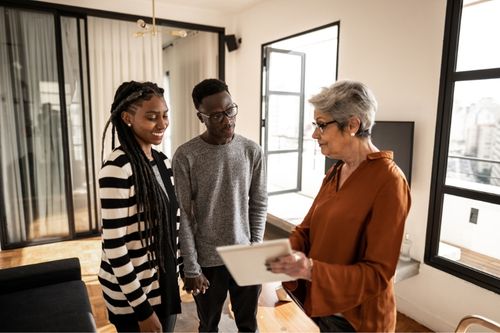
136, 19, 148, 29
171, 30, 188, 38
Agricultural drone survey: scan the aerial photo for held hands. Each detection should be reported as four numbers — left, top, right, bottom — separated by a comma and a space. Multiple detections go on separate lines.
183, 273, 210, 296
138, 312, 162, 333
266, 251, 313, 281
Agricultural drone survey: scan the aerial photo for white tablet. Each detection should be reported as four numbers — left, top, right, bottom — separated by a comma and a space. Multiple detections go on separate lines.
216, 239, 295, 286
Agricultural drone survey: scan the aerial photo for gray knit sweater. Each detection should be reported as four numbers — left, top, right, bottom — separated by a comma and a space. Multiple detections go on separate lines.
172, 134, 267, 277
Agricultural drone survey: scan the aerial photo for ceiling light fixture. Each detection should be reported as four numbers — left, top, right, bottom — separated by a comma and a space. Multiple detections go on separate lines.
134, 0, 188, 39
134, 0, 157, 37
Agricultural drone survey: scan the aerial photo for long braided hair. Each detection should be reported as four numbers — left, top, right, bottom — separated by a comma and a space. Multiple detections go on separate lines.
101, 81, 173, 273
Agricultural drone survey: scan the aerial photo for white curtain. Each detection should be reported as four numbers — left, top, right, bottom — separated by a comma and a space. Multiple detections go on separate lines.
87, 16, 162, 170
0, 7, 27, 243
164, 31, 218, 153
0, 8, 69, 243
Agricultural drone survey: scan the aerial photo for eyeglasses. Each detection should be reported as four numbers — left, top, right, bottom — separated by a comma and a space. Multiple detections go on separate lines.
198, 103, 238, 122
312, 120, 339, 134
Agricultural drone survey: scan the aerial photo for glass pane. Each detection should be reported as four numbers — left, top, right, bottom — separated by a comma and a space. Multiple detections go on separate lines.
79, 17, 98, 231
269, 26, 338, 199
268, 51, 302, 92
61, 16, 92, 233
268, 152, 299, 192
445, 79, 500, 194
268, 193, 313, 225
439, 194, 500, 278
0, 8, 69, 243
456, 0, 500, 71
301, 125, 325, 197
268, 94, 300, 151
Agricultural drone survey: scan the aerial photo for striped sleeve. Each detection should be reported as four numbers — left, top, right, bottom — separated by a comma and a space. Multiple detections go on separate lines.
98, 151, 155, 321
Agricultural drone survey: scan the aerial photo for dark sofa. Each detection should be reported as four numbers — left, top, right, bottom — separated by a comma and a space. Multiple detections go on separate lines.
0, 257, 97, 332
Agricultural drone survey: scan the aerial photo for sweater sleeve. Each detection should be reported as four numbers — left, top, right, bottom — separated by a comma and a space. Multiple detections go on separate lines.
248, 146, 267, 243
172, 151, 202, 278
99, 162, 154, 321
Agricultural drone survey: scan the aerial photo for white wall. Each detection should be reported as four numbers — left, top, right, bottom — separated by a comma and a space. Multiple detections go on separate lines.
225, 0, 500, 331
441, 194, 500, 259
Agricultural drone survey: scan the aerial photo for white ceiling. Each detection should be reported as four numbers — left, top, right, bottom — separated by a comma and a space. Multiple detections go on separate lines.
155, 0, 263, 46
158, 0, 263, 13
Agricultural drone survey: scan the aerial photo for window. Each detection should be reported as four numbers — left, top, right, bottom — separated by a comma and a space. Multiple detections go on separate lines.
260, 23, 339, 227
426, 0, 500, 293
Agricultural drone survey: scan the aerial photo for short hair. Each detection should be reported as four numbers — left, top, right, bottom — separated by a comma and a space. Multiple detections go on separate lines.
192, 78, 229, 109
309, 80, 377, 137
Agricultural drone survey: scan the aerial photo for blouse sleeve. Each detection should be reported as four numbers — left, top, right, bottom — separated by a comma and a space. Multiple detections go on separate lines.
308, 173, 411, 313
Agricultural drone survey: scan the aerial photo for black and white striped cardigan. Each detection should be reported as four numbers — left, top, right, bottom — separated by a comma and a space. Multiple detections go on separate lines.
98, 148, 181, 321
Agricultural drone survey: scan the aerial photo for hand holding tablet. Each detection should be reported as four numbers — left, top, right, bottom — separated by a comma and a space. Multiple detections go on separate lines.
216, 239, 295, 286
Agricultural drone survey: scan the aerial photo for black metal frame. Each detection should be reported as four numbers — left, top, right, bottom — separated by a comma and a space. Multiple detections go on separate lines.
76, 16, 97, 234
55, 12, 76, 240
263, 47, 305, 195
259, 21, 340, 146
0, 0, 225, 249
425, 0, 500, 294
259, 21, 340, 196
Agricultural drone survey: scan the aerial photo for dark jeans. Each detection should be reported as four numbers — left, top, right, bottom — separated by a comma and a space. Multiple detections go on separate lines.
194, 265, 261, 332
111, 312, 177, 333
313, 315, 356, 332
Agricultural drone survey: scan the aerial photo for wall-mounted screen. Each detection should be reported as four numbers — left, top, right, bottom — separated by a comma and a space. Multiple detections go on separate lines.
325, 121, 415, 185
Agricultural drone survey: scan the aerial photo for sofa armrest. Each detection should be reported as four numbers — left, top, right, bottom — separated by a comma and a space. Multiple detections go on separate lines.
0, 257, 82, 294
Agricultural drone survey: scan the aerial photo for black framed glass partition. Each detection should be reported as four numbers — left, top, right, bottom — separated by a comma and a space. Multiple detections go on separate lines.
0, 5, 97, 248
0, 0, 225, 250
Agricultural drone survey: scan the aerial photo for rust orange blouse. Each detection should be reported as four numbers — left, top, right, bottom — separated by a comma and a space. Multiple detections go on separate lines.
283, 151, 411, 332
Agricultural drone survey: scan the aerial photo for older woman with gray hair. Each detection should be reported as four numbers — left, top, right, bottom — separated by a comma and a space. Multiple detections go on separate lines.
268, 80, 411, 332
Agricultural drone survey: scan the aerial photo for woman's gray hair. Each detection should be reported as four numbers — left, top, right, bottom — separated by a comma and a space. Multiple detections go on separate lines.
309, 80, 377, 137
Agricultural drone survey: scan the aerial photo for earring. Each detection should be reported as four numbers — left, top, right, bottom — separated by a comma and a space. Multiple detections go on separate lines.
127, 123, 132, 127
350, 132, 355, 137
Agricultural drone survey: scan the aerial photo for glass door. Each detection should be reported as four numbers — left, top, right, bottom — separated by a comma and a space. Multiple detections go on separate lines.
0, 7, 96, 248
263, 47, 305, 195
60, 16, 97, 235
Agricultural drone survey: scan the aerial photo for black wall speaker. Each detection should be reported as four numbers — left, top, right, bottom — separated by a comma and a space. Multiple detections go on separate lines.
224, 34, 239, 52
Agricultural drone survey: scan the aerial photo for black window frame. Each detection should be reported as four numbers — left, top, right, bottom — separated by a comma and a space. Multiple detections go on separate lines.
259, 21, 340, 197
425, 0, 500, 294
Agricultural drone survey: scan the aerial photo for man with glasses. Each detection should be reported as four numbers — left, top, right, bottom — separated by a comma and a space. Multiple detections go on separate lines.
172, 78, 267, 332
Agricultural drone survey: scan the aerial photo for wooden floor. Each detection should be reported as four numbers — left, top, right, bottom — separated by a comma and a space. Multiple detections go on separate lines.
0, 230, 432, 332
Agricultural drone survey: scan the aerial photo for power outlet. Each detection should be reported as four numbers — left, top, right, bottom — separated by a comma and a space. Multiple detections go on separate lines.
469, 208, 479, 224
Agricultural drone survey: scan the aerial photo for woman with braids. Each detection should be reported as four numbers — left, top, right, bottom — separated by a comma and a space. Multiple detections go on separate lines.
98, 81, 181, 333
